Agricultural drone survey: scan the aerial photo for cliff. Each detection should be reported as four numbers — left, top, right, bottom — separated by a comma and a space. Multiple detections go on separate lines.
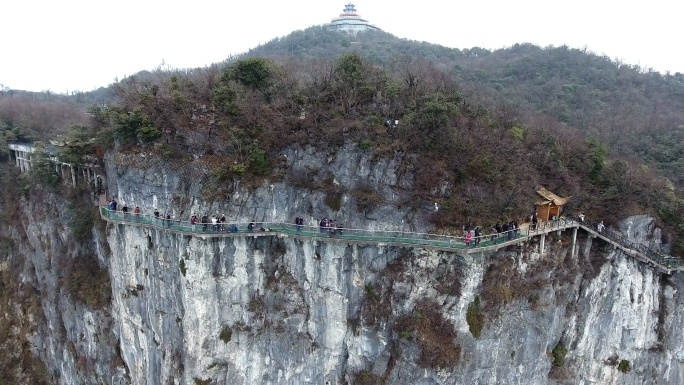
1, 146, 683, 385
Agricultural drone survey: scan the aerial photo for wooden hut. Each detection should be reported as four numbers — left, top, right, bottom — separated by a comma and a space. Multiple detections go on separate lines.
535, 187, 570, 221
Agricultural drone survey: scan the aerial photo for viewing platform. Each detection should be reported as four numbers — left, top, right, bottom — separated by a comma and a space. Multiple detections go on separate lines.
99, 207, 681, 274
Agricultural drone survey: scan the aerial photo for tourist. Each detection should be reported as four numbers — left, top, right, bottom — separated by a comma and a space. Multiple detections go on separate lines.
219, 214, 226, 232
466, 230, 472, 248
201, 214, 209, 233
513, 221, 519, 237
122, 204, 128, 218
165, 212, 171, 228
190, 213, 197, 232
474, 226, 481, 246
319, 217, 327, 233
532, 212, 538, 230
598, 221, 605, 233
295, 216, 303, 231
134, 206, 140, 222
329, 221, 337, 238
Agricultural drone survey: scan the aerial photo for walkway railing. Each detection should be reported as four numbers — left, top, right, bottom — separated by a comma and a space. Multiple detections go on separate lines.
577, 218, 681, 270
99, 206, 681, 271
99, 207, 533, 251
527, 217, 577, 234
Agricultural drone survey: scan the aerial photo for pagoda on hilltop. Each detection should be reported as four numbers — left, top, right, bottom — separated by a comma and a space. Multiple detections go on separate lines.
327, 3, 380, 33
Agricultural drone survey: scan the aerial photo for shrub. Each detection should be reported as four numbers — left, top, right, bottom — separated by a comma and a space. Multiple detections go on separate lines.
354, 370, 382, 385
69, 204, 96, 242
226, 57, 273, 89
359, 139, 373, 150
528, 294, 540, 310
29, 151, 60, 187
364, 283, 380, 302
466, 296, 484, 338
618, 359, 631, 373
137, 125, 161, 143
179, 259, 187, 277
394, 299, 461, 368
351, 185, 384, 213
248, 295, 265, 316
64, 255, 112, 309
552, 342, 568, 367
324, 189, 343, 211
248, 145, 270, 175
219, 326, 232, 343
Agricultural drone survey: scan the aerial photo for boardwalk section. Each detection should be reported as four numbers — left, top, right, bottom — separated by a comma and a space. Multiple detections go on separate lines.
8, 142, 102, 188
98, 207, 680, 273
100, 207, 535, 252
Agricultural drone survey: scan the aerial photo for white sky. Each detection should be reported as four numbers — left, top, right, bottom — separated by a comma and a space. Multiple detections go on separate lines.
2, 0, 683, 93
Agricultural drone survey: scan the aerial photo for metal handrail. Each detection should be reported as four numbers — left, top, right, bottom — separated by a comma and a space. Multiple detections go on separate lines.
99, 206, 680, 270
580, 218, 680, 270
99, 207, 536, 251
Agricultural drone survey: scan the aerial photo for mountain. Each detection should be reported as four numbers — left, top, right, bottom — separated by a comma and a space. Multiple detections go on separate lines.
249, 27, 684, 184
63, 26, 679, 252
1, 25, 684, 385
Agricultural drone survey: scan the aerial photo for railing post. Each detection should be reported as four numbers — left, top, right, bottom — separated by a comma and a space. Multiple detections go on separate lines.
571, 227, 577, 257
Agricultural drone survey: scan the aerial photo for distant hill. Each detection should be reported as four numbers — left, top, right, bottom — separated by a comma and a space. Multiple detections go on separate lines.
248, 27, 684, 186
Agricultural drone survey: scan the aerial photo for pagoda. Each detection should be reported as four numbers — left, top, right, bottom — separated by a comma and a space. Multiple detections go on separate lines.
327, 3, 380, 33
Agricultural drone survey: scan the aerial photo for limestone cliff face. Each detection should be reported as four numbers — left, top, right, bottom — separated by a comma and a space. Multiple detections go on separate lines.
4, 146, 684, 384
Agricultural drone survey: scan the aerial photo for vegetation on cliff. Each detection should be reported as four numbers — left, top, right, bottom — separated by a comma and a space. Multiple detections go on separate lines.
3, 27, 683, 252
85, 45, 684, 252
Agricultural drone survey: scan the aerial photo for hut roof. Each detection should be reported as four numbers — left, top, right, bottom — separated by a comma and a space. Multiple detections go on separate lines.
535, 187, 570, 206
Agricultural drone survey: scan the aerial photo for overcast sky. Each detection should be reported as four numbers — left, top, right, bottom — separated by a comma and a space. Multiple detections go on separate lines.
2, 0, 683, 93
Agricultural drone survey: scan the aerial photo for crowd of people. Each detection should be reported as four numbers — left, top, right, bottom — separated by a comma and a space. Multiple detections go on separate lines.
318, 217, 342, 237
108, 199, 237, 233
462, 221, 520, 248
189, 213, 235, 233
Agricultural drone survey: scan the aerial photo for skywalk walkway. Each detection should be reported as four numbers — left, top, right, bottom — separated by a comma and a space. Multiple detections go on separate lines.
99, 207, 681, 274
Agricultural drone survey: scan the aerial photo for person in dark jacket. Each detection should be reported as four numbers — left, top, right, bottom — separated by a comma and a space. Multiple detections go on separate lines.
201, 214, 209, 233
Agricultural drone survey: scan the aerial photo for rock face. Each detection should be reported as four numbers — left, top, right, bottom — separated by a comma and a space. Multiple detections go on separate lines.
4, 146, 684, 384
